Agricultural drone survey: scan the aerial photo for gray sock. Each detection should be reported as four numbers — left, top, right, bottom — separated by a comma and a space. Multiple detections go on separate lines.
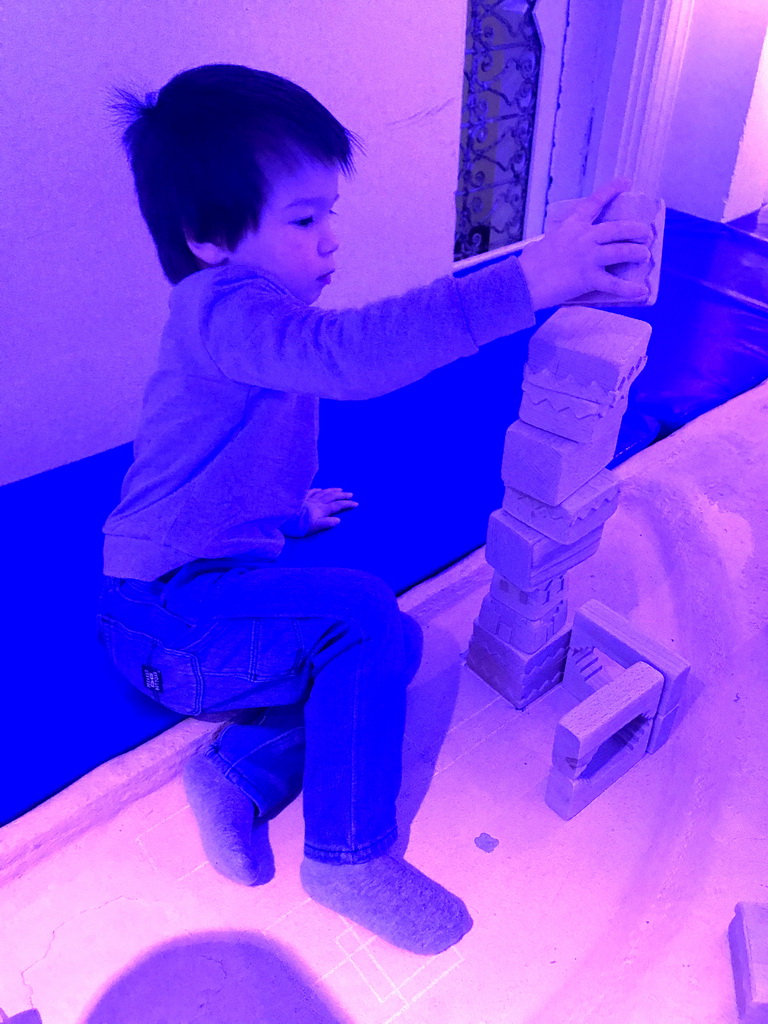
182, 752, 274, 886
300, 853, 473, 955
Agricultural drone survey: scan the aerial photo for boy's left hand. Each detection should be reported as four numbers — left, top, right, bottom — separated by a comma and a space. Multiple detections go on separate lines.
281, 488, 359, 537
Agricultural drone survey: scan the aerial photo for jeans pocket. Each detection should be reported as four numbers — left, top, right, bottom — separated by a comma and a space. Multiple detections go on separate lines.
254, 618, 306, 681
98, 613, 204, 716
195, 617, 308, 711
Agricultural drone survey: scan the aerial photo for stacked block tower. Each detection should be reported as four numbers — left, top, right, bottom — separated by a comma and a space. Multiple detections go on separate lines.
465, 303, 651, 709
465, 193, 691, 818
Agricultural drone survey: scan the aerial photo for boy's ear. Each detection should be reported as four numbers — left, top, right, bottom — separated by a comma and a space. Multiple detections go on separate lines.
184, 233, 230, 267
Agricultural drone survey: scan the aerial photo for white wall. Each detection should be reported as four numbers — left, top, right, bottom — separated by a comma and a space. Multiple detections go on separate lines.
1, 0, 469, 486
547, 0, 625, 206
725, 19, 768, 221
659, 0, 768, 222
3, 0, 767, 488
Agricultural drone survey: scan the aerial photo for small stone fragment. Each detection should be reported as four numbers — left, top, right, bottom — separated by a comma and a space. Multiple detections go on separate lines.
474, 832, 500, 853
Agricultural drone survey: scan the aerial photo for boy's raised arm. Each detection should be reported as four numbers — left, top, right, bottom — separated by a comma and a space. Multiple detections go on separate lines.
199, 255, 537, 401
199, 178, 652, 401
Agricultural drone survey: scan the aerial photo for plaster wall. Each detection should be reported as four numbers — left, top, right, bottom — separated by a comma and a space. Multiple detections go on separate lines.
1, 0, 468, 486
3, 0, 766, 489
547, 0, 625, 206
659, 0, 768, 222
724, 19, 768, 221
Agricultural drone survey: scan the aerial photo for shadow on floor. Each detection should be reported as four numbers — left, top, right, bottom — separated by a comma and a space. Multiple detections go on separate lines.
78, 931, 353, 1024
391, 621, 464, 858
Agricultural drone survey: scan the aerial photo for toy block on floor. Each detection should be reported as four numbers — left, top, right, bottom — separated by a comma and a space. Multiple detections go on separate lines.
489, 572, 567, 620
561, 645, 610, 701
485, 509, 603, 590
648, 704, 681, 753
523, 306, 651, 406
502, 469, 620, 545
729, 902, 768, 1023
545, 191, 666, 307
545, 661, 664, 819
466, 619, 570, 709
519, 379, 628, 444
478, 591, 568, 655
565, 599, 691, 753
501, 418, 620, 507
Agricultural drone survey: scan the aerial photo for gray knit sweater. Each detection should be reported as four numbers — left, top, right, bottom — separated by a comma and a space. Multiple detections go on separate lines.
102, 257, 536, 581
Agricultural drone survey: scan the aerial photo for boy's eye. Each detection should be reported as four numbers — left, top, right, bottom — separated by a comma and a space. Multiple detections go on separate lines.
296, 209, 338, 227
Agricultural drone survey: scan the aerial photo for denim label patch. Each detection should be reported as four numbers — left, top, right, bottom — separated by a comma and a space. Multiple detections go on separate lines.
142, 665, 163, 693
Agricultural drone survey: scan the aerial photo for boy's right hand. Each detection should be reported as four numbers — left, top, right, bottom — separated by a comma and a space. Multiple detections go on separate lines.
517, 177, 653, 311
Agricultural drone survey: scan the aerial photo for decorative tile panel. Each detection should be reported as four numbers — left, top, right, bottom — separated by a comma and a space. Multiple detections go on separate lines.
454, 0, 542, 260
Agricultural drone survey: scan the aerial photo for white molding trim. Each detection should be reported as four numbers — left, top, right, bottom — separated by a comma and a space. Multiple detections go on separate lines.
525, 0, 570, 237
612, 0, 696, 195
453, 233, 542, 274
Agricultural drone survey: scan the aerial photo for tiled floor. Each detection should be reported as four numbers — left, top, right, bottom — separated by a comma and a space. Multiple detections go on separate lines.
2, 381, 767, 1024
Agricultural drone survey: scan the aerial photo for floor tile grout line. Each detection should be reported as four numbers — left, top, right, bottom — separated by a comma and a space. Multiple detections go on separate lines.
175, 861, 207, 882
379, 957, 465, 1024
320, 920, 441, 1013
134, 801, 191, 841
363, 946, 431, 999
444, 693, 504, 736
434, 719, 519, 776
407, 950, 465, 1007
346, 946, 399, 1005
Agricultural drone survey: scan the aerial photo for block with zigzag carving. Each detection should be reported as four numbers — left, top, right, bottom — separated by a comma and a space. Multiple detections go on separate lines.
519, 378, 628, 443
523, 306, 651, 404
465, 619, 571, 709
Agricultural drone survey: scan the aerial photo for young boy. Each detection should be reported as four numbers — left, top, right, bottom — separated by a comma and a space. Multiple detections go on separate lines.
98, 63, 653, 956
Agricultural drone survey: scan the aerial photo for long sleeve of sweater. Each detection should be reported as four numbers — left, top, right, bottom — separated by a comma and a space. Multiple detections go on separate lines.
198, 256, 535, 399
102, 255, 536, 580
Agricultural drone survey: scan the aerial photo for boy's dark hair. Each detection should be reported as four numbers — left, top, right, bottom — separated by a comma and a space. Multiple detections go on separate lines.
108, 64, 365, 284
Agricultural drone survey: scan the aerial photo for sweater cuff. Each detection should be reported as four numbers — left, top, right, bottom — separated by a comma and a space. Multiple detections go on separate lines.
453, 253, 537, 349
280, 505, 310, 538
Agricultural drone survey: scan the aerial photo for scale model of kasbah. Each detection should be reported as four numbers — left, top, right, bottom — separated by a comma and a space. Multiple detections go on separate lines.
464, 192, 691, 820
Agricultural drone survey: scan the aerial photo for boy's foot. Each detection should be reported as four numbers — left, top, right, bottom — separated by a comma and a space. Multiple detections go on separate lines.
182, 752, 275, 886
299, 853, 473, 955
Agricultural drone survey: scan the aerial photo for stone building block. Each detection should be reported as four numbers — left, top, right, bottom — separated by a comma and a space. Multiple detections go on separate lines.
523, 306, 651, 405
501, 418, 619, 506
465, 619, 570, 709
489, 572, 567, 621
593, 193, 664, 306
502, 468, 620, 545
552, 662, 664, 772
478, 591, 568, 655
545, 192, 665, 307
648, 704, 681, 754
561, 645, 609, 701
545, 661, 664, 820
485, 508, 602, 590
519, 380, 628, 444
729, 902, 768, 1023
568, 599, 691, 754
523, 357, 647, 413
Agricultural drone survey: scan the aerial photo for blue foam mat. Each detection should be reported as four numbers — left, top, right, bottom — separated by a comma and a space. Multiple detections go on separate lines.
2, 208, 766, 826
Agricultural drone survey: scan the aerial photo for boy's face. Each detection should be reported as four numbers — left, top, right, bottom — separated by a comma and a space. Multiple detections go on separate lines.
186, 158, 341, 304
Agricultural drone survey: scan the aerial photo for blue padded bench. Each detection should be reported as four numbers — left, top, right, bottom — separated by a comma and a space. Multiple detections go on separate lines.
3, 209, 766, 826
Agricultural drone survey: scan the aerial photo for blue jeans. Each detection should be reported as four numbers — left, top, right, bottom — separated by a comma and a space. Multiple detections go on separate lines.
96, 555, 424, 864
